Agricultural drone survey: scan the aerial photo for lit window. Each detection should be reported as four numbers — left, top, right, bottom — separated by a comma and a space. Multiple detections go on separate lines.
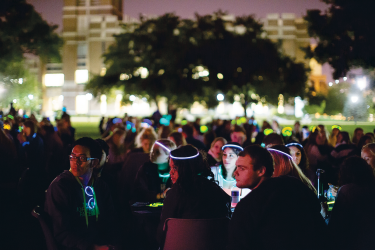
45, 74, 64, 86
76, 95, 88, 114
75, 70, 89, 84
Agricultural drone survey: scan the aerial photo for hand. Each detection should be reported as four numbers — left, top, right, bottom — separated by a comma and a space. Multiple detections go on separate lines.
157, 188, 171, 200
163, 188, 170, 198
93, 245, 109, 250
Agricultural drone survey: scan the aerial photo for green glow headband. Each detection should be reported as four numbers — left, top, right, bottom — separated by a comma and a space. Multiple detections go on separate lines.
332, 125, 342, 131
267, 148, 292, 159
264, 128, 274, 135
155, 141, 171, 153
221, 144, 244, 151
170, 150, 200, 160
282, 127, 293, 137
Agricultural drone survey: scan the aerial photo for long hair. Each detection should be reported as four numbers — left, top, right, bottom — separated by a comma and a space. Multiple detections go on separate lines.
339, 156, 375, 187
135, 127, 157, 150
221, 142, 242, 179
169, 145, 214, 194
269, 145, 316, 195
168, 131, 186, 147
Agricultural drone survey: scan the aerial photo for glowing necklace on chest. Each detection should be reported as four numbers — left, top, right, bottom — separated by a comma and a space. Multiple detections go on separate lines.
74, 176, 99, 227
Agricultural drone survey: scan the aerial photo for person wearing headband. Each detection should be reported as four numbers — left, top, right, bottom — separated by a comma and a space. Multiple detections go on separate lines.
157, 145, 231, 247
286, 142, 312, 180
45, 137, 120, 250
268, 145, 316, 194
228, 145, 327, 250
132, 139, 176, 202
211, 142, 243, 192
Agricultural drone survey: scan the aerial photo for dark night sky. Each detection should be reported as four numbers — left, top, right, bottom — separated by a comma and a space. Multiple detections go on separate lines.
27, 0, 329, 30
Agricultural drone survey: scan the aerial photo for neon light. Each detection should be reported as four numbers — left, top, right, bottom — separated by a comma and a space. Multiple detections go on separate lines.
87, 198, 95, 209
155, 141, 171, 153
32, 133, 36, 138
332, 125, 342, 131
22, 141, 30, 147
282, 127, 293, 137
286, 143, 303, 148
221, 144, 244, 151
85, 186, 94, 196
200, 125, 208, 133
267, 148, 292, 159
170, 151, 200, 160
7, 115, 14, 119
148, 202, 163, 207
181, 120, 188, 125
3, 124, 11, 130
159, 173, 170, 178
264, 128, 274, 135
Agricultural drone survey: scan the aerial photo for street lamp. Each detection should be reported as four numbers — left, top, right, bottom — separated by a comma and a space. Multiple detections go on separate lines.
351, 96, 358, 103
357, 76, 367, 90
217, 93, 224, 101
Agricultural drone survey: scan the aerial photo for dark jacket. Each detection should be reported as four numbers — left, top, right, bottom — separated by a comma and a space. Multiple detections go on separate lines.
44, 171, 119, 250
132, 162, 172, 202
157, 177, 231, 245
329, 183, 375, 250
228, 176, 328, 250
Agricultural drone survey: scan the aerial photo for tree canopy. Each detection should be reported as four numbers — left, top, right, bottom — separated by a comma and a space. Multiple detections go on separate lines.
87, 12, 307, 113
305, 0, 375, 79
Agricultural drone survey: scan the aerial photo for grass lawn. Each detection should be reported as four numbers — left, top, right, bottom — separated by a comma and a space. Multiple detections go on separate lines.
72, 118, 375, 140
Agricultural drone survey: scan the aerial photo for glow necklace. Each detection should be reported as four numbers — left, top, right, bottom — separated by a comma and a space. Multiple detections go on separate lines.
74, 176, 99, 227
267, 148, 292, 159
221, 144, 244, 151
286, 142, 303, 148
155, 141, 171, 153
169, 150, 200, 160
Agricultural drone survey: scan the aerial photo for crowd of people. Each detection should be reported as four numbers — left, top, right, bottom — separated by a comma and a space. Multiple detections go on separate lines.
2, 109, 375, 250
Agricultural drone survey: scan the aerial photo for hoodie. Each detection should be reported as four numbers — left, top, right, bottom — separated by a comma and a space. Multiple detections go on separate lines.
44, 170, 119, 250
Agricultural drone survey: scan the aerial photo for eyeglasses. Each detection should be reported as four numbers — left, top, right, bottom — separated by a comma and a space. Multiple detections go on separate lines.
69, 155, 97, 162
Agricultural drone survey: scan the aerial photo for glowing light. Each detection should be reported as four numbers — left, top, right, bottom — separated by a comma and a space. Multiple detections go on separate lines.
329, 82, 333, 87
45, 74, 64, 86
160, 118, 170, 126
357, 76, 367, 90
3, 124, 11, 130
343, 77, 347, 81
282, 127, 293, 137
217, 93, 224, 101
120, 73, 129, 80
200, 125, 208, 133
335, 79, 339, 84
331, 125, 342, 131
286, 143, 303, 148
295, 97, 304, 118
267, 148, 292, 159
13, 99, 17, 103
217, 73, 223, 79
129, 95, 136, 101
170, 151, 200, 160
237, 67, 242, 72
198, 70, 209, 77
19, 78, 23, 84
100, 68, 106, 76
155, 141, 171, 153
142, 97, 147, 102
181, 120, 188, 125
75, 70, 88, 84
86, 93, 93, 100
131, 127, 136, 133
140, 67, 149, 79
351, 96, 358, 103
76, 95, 89, 114
158, 69, 165, 75
221, 144, 244, 151
28, 94, 34, 100
264, 128, 274, 136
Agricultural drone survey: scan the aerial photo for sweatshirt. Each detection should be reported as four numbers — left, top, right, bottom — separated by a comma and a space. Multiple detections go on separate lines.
44, 170, 119, 250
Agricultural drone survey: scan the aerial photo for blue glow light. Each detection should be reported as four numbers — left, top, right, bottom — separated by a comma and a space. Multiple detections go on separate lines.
286, 143, 303, 148
221, 144, 244, 151
170, 151, 200, 160
267, 148, 292, 159
155, 141, 171, 153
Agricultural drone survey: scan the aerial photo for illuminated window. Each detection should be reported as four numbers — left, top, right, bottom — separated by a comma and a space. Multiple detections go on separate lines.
45, 74, 64, 87
75, 70, 89, 84
76, 95, 88, 114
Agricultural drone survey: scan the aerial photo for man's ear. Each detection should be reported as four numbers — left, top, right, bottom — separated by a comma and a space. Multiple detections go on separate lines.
258, 166, 267, 177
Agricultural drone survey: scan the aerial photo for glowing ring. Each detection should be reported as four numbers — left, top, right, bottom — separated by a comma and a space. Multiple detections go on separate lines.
221, 144, 244, 151
85, 186, 94, 196
87, 198, 95, 209
267, 148, 292, 159
159, 173, 170, 178
155, 141, 171, 153
286, 143, 303, 148
170, 151, 200, 160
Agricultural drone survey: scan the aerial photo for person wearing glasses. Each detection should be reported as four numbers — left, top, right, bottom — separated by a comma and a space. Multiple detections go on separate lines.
45, 137, 120, 250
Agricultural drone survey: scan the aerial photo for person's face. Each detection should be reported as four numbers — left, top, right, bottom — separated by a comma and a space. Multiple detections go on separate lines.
332, 128, 340, 136
316, 132, 326, 145
23, 126, 31, 137
169, 159, 179, 184
234, 155, 265, 189
113, 134, 125, 146
222, 148, 238, 169
356, 130, 364, 141
69, 145, 95, 177
231, 132, 246, 145
211, 141, 224, 158
361, 149, 375, 169
142, 139, 151, 153
289, 146, 302, 165
150, 145, 169, 164
336, 133, 343, 144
